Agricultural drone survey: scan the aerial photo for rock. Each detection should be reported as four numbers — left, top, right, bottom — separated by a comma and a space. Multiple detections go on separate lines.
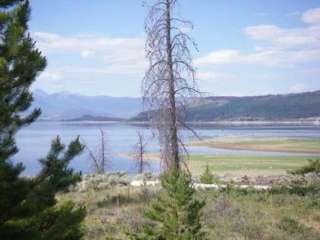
193, 183, 220, 190
130, 180, 160, 187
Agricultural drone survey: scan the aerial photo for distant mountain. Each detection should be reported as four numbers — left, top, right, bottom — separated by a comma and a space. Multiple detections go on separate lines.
32, 90, 142, 120
132, 90, 320, 122
65, 115, 124, 122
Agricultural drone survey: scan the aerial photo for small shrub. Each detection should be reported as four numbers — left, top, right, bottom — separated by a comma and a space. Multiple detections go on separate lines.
200, 165, 217, 184
277, 216, 309, 235
289, 159, 320, 175
271, 184, 320, 196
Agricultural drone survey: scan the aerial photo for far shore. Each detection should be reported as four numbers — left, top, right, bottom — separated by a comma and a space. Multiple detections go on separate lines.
37, 119, 320, 127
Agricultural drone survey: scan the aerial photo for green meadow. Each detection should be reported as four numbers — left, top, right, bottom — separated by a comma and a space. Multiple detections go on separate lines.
191, 138, 320, 154
187, 155, 314, 176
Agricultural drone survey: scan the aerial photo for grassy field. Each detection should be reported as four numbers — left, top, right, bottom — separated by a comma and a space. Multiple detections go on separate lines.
187, 155, 313, 177
191, 138, 320, 154
137, 153, 313, 177
60, 185, 320, 240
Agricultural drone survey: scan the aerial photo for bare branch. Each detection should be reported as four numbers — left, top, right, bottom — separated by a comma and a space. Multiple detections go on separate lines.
143, 0, 201, 171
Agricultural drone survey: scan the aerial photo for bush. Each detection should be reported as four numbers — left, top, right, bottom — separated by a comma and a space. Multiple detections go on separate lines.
289, 159, 320, 175
200, 165, 216, 184
270, 184, 320, 196
277, 216, 310, 235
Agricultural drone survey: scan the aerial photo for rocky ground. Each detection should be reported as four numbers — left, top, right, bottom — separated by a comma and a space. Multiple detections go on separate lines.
71, 172, 320, 192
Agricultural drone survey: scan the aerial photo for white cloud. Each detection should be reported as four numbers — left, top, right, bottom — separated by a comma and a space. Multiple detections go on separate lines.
40, 70, 63, 80
34, 32, 144, 53
33, 32, 146, 74
197, 8, 320, 69
289, 84, 307, 93
302, 8, 320, 24
195, 48, 320, 67
80, 50, 95, 58
245, 24, 319, 48
244, 8, 320, 49
197, 72, 217, 81
195, 50, 242, 65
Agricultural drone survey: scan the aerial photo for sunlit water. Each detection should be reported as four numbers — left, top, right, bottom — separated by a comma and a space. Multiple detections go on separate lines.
14, 121, 320, 175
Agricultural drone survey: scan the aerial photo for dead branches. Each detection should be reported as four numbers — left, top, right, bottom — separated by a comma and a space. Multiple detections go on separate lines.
143, 0, 200, 171
133, 131, 149, 174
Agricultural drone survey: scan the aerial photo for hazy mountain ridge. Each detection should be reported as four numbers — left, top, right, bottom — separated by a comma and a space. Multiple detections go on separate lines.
32, 90, 142, 120
64, 115, 124, 122
132, 90, 320, 122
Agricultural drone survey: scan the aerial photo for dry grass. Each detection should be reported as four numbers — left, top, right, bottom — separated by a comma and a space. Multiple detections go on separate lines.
59, 185, 159, 240
59, 184, 320, 240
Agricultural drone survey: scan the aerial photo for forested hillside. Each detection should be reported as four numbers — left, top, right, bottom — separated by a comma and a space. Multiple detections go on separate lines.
132, 91, 320, 121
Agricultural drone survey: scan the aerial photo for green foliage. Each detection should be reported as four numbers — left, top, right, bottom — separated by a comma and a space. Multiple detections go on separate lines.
0, 0, 46, 161
38, 136, 83, 191
128, 169, 206, 240
289, 159, 320, 175
0, 1, 86, 239
270, 184, 320, 197
199, 164, 215, 184
0, 137, 86, 240
277, 216, 312, 236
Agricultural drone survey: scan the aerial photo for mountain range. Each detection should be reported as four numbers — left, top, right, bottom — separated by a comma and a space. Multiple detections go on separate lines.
32, 90, 142, 120
32, 90, 320, 121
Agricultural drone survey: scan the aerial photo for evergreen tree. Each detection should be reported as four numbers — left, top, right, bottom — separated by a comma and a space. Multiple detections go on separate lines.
200, 165, 215, 184
129, 170, 206, 240
0, 1, 86, 239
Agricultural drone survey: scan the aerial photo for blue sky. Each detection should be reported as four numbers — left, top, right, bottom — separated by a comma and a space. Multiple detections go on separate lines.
29, 0, 320, 97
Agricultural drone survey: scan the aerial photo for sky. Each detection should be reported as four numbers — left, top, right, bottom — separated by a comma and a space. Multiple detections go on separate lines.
29, 0, 320, 97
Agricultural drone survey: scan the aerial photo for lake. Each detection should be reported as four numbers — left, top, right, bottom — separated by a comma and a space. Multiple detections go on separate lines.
14, 121, 320, 175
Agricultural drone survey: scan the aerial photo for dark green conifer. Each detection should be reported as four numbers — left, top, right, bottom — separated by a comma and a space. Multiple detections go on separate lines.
0, 1, 86, 239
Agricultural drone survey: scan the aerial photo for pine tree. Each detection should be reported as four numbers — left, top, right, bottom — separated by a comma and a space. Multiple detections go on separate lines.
129, 170, 206, 240
200, 165, 214, 184
0, 1, 86, 239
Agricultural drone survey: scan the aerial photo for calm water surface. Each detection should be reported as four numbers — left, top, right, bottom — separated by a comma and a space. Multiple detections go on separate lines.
15, 121, 320, 175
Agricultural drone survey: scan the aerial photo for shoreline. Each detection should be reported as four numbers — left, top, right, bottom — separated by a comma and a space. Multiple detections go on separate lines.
36, 119, 320, 127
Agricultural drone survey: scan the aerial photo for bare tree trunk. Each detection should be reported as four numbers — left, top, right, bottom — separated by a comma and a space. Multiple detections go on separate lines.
143, 0, 199, 172
84, 129, 108, 174
100, 128, 105, 173
165, 0, 180, 170
134, 131, 148, 174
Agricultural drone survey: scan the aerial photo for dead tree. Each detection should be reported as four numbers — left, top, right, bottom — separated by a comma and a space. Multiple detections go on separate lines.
84, 129, 108, 174
133, 131, 149, 174
143, 0, 200, 171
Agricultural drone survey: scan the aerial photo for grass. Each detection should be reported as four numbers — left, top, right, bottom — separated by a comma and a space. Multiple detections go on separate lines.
59, 184, 320, 240
187, 155, 314, 176
191, 137, 320, 154
59, 137, 320, 239
126, 153, 313, 177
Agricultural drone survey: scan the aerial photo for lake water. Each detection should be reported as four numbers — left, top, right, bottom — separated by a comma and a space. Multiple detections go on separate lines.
14, 121, 320, 175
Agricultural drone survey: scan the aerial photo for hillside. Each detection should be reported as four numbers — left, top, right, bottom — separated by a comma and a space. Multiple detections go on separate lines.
132, 91, 320, 122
